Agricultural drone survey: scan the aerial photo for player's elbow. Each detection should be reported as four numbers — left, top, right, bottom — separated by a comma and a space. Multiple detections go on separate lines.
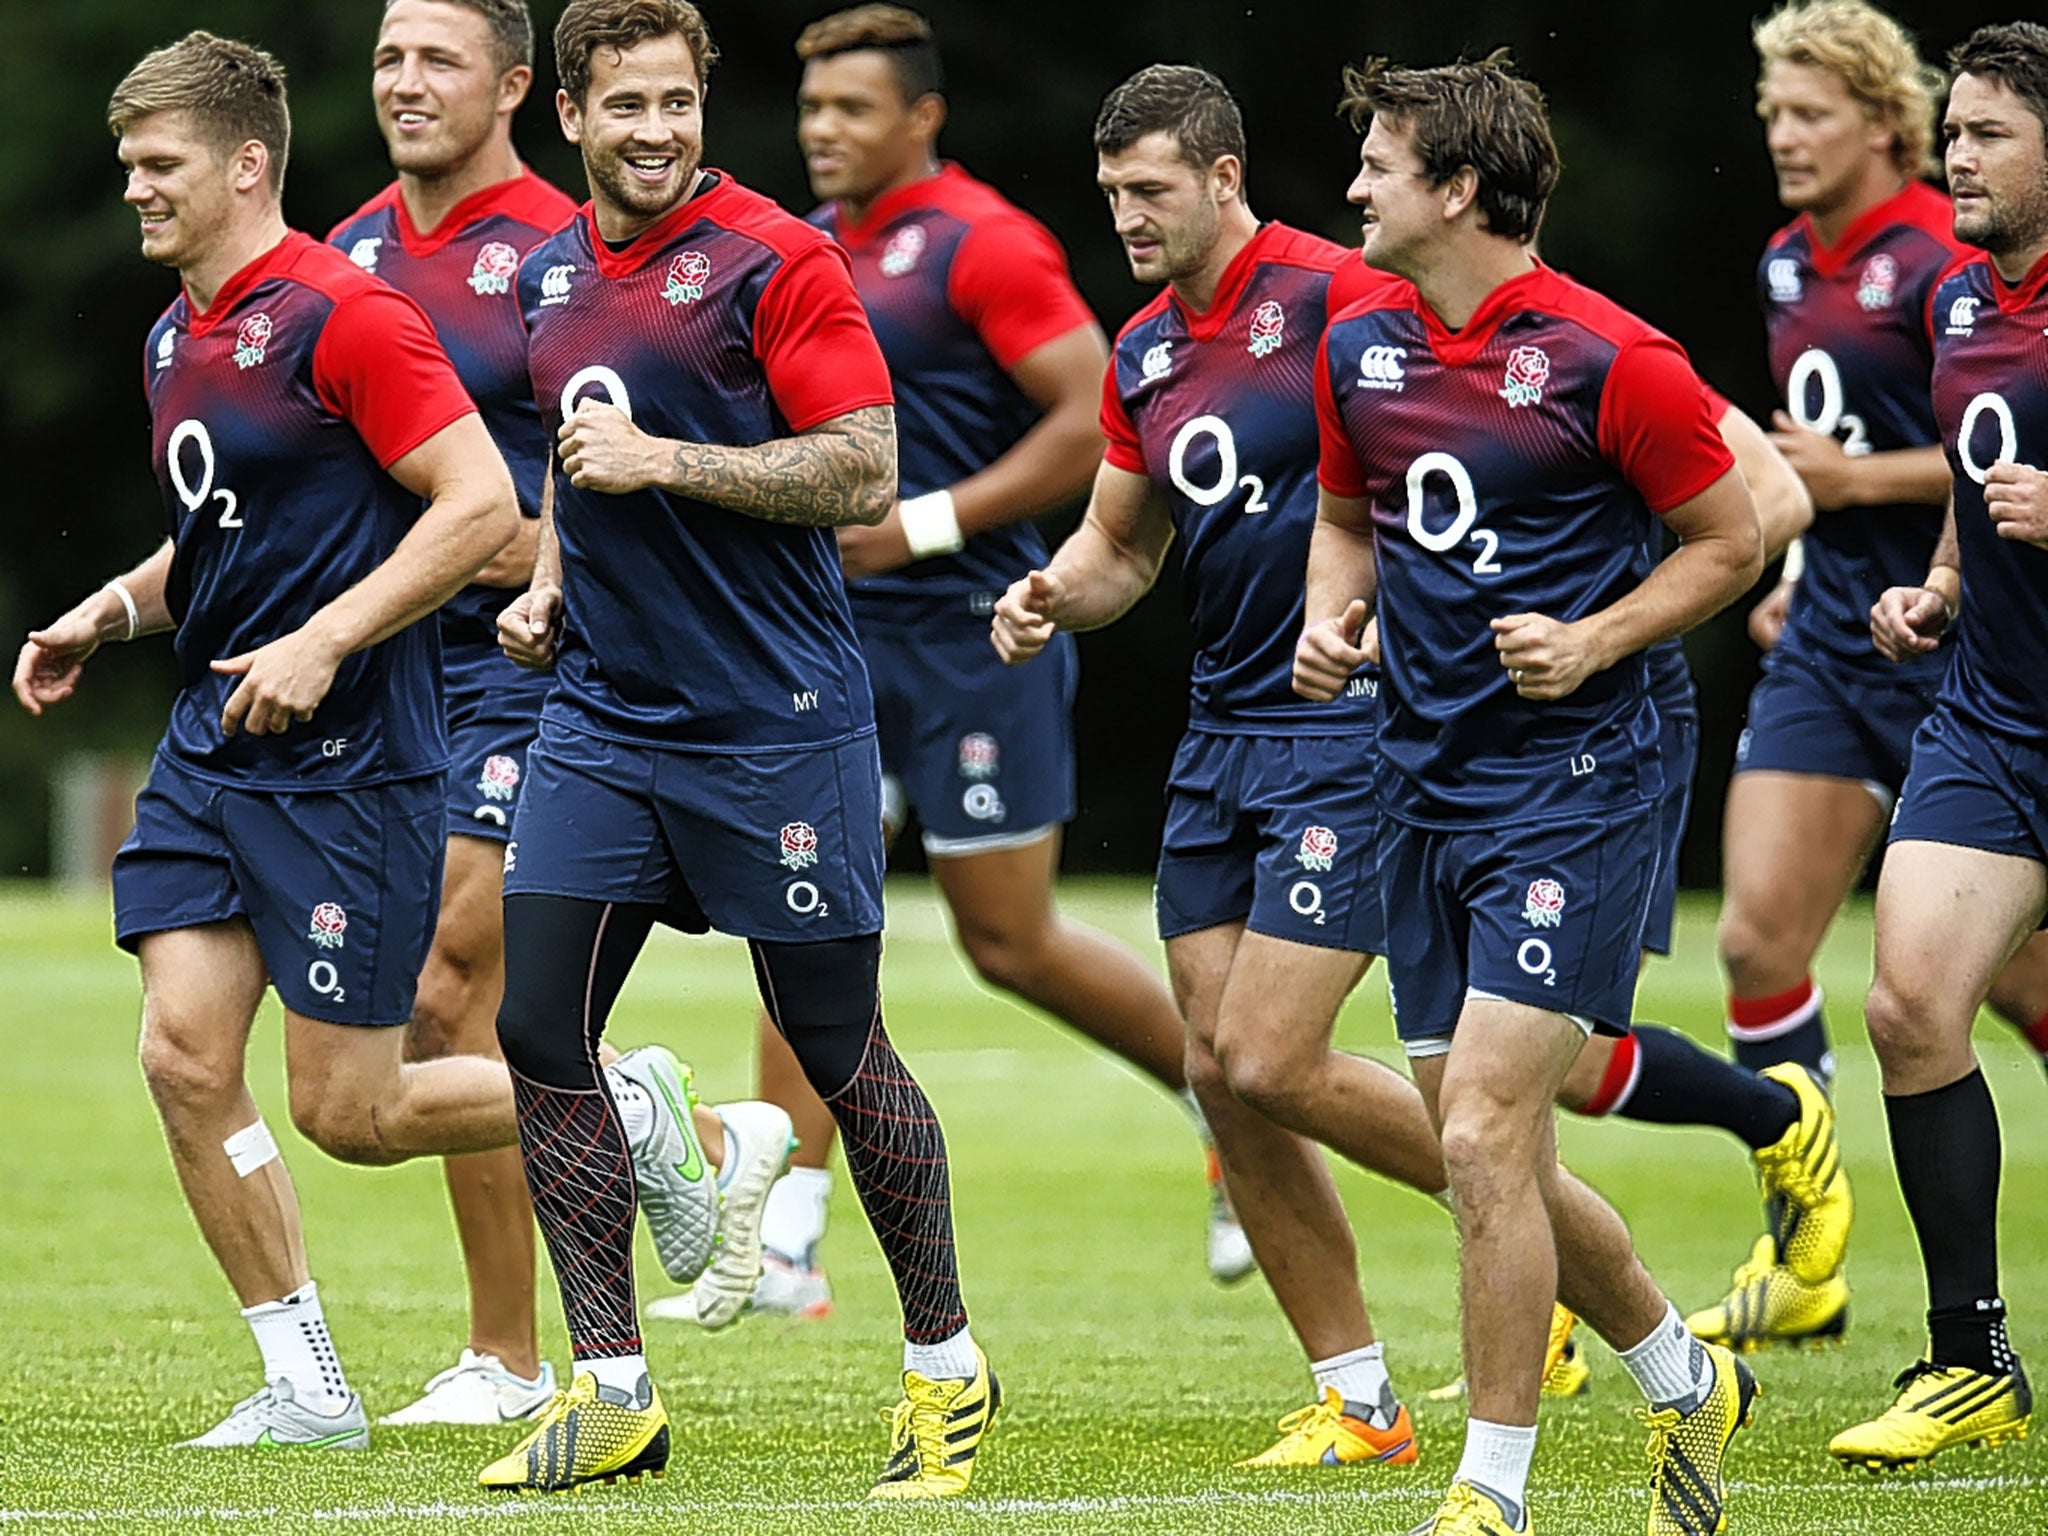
458, 474, 522, 579
1755, 478, 1814, 562
846, 471, 893, 528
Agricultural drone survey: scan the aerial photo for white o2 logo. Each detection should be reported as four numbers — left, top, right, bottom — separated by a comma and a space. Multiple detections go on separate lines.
166, 418, 242, 529
1288, 880, 1328, 926
785, 881, 829, 918
1169, 414, 1270, 515
307, 960, 346, 1004
1786, 348, 1871, 457
1958, 392, 2020, 486
1517, 938, 1556, 987
1405, 451, 1500, 574
559, 364, 633, 422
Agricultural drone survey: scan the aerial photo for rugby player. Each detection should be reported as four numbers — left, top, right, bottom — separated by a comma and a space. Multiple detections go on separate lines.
1833, 18, 2048, 1472
14, 31, 531, 1449
1299, 55, 1764, 1533
478, 0, 993, 1498
328, 0, 788, 1422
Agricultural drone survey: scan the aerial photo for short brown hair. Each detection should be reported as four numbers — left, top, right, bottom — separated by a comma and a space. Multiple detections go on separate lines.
1338, 52, 1559, 245
1093, 64, 1246, 176
555, 0, 718, 106
1950, 21, 2048, 139
385, 0, 536, 75
107, 30, 291, 195
1754, 1, 1944, 178
796, 5, 943, 103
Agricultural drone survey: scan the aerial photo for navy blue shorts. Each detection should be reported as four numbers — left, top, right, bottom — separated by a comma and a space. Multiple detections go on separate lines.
1890, 708, 2048, 901
112, 753, 443, 1027
1643, 710, 1698, 957
854, 596, 1076, 855
1735, 653, 1936, 805
504, 722, 885, 941
442, 656, 547, 845
1378, 807, 1660, 1050
1155, 730, 1385, 954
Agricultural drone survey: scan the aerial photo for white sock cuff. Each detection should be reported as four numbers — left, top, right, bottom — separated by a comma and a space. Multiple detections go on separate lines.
905, 1325, 977, 1381
1455, 1417, 1538, 1511
1311, 1342, 1385, 1373
1618, 1302, 1708, 1407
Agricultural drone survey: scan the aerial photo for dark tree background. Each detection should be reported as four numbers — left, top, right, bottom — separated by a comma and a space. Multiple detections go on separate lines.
0, 0, 2002, 878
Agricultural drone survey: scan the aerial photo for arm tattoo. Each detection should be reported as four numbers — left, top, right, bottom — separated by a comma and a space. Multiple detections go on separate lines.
663, 405, 896, 528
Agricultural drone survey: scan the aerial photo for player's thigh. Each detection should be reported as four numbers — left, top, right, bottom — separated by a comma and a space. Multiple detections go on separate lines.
927, 825, 1059, 949
1165, 922, 1245, 1056
1240, 733, 1385, 957
411, 833, 511, 1059
282, 1007, 410, 1124
1720, 771, 1885, 947
135, 920, 270, 1092
1874, 840, 2047, 1036
1986, 928, 2048, 1024
1438, 997, 1585, 1161
1211, 929, 1370, 1072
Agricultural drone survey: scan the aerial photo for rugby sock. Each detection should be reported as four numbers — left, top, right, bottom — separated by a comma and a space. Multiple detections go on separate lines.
512, 1069, 642, 1360
823, 1017, 968, 1346
1590, 1025, 1801, 1150
243, 1281, 351, 1413
1726, 978, 1833, 1086
1313, 1343, 1395, 1426
1620, 1302, 1715, 1412
581, 1353, 650, 1397
760, 1165, 833, 1265
1886, 1071, 2011, 1376
1453, 1419, 1535, 1529
905, 1325, 978, 1381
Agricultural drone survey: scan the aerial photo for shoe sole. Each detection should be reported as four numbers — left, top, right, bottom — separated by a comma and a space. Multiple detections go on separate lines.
1831, 1417, 2030, 1473
618, 1051, 718, 1285
695, 1115, 795, 1332
488, 1425, 671, 1494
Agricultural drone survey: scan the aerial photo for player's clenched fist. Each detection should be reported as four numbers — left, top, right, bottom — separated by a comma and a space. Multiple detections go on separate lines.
1292, 599, 1370, 703
1869, 584, 1953, 663
498, 585, 562, 669
558, 400, 662, 494
1491, 611, 1606, 701
991, 568, 1063, 664
1984, 461, 2048, 547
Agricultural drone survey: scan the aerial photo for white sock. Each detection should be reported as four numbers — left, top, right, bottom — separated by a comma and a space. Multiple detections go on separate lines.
905, 1325, 977, 1381
580, 1353, 649, 1399
761, 1166, 832, 1263
243, 1281, 351, 1413
1312, 1343, 1392, 1421
603, 1067, 653, 1149
1454, 1418, 1536, 1527
1619, 1302, 1714, 1410
1180, 1088, 1212, 1139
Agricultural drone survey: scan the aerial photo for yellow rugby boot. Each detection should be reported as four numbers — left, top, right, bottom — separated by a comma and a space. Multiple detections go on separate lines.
1639, 1341, 1759, 1536
1684, 1235, 1849, 1352
869, 1346, 1000, 1499
477, 1371, 668, 1494
1752, 1064, 1852, 1284
1427, 1305, 1584, 1402
1828, 1359, 2031, 1472
1238, 1384, 1418, 1467
1402, 1480, 1529, 1534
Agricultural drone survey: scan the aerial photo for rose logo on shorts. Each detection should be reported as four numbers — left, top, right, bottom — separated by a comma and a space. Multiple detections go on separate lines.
1857, 253, 1899, 312
958, 732, 1000, 780
1500, 344, 1550, 408
1297, 825, 1339, 872
1248, 300, 1286, 359
308, 902, 348, 950
778, 821, 820, 871
1523, 878, 1566, 929
233, 312, 274, 370
468, 241, 521, 296
880, 224, 926, 278
477, 754, 521, 802
664, 250, 711, 306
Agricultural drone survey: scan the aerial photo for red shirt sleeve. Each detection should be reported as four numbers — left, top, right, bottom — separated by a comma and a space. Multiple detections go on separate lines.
1099, 358, 1146, 474
950, 215, 1098, 370
753, 243, 895, 432
312, 286, 476, 468
1315, 328, 1370, 498
1595, 336, 1736, 514
1699, 383, 1732, 420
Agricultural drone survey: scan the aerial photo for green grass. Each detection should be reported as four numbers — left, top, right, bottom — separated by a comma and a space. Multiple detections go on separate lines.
0, 880, 2043, 1533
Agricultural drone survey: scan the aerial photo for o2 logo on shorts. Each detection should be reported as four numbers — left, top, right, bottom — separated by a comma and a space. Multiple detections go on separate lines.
477, 755, 521, 802
957, 732, 999, 780
307, 902, 348, 950
1522, 878, 1566, 929
962, 784, 1006, 823
1297, 825, 1338, 872
778, 821, 820, 871
1288, 880, 1328, 927
785, 880, 830, 919
1517, 938, 1557, 987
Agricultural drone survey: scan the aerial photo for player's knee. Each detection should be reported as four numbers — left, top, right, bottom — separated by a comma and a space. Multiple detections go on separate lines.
1716, 906, 1797, 991
1436, 1093, 1527, 1195
286, 1090, 397, 1168
409, 952, 499, 1064
493, 1004, 588, 1090
753, 935, 881, 1099
954, 915, 1047, 996
136, 1015, 239, 1111
1863, 974, 1958, 1075
1213, 1031, 1306, 1123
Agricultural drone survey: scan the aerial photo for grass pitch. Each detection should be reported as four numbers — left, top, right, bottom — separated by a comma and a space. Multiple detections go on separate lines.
1, 880, 2043, 1534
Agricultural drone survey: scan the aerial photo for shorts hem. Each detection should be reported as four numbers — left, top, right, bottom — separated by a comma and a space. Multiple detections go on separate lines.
1243, 916, 1379, 957
922, 823, 1061, 857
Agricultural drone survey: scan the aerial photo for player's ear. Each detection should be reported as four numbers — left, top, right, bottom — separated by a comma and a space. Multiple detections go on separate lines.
557, 88, 582, 145
911, 91, 947, 143
1210, 153, 1244, 205
230, 139, 270, 197
1440, 164, 1480, 224
499, 64, 534, 116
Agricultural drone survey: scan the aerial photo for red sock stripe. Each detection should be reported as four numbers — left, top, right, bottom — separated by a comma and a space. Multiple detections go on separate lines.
1727, 977, 1820, 1038
1582, 1031, 1642, 1117
2025, 1010, 2048, 1055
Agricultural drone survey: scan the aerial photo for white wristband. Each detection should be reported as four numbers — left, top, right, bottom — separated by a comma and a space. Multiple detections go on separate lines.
104, 579, 140, 642
1781, 536, 1805, 584
898, 489, 964, 560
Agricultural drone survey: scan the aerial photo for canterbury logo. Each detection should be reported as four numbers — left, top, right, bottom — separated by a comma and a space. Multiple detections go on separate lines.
539, 264, 576, 306
1357, 344, 1408, 391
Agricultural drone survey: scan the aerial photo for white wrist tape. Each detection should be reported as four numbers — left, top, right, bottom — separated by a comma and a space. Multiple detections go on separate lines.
1781, 536, 1806, 584
104, 580, 140, 642
223, 1118, 281, 1178
898, 489, 965, 560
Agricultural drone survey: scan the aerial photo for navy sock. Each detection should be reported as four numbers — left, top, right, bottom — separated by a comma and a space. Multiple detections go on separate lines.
1886, 1071, 2012, 1376
1616, 1025, 1802, 1151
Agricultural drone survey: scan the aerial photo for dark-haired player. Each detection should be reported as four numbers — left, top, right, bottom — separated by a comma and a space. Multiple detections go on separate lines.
1300, 54, 1763, 1534
477, 0, 993, 1498
14, 30, 522, 1448
1833, 18, 2048, 1472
